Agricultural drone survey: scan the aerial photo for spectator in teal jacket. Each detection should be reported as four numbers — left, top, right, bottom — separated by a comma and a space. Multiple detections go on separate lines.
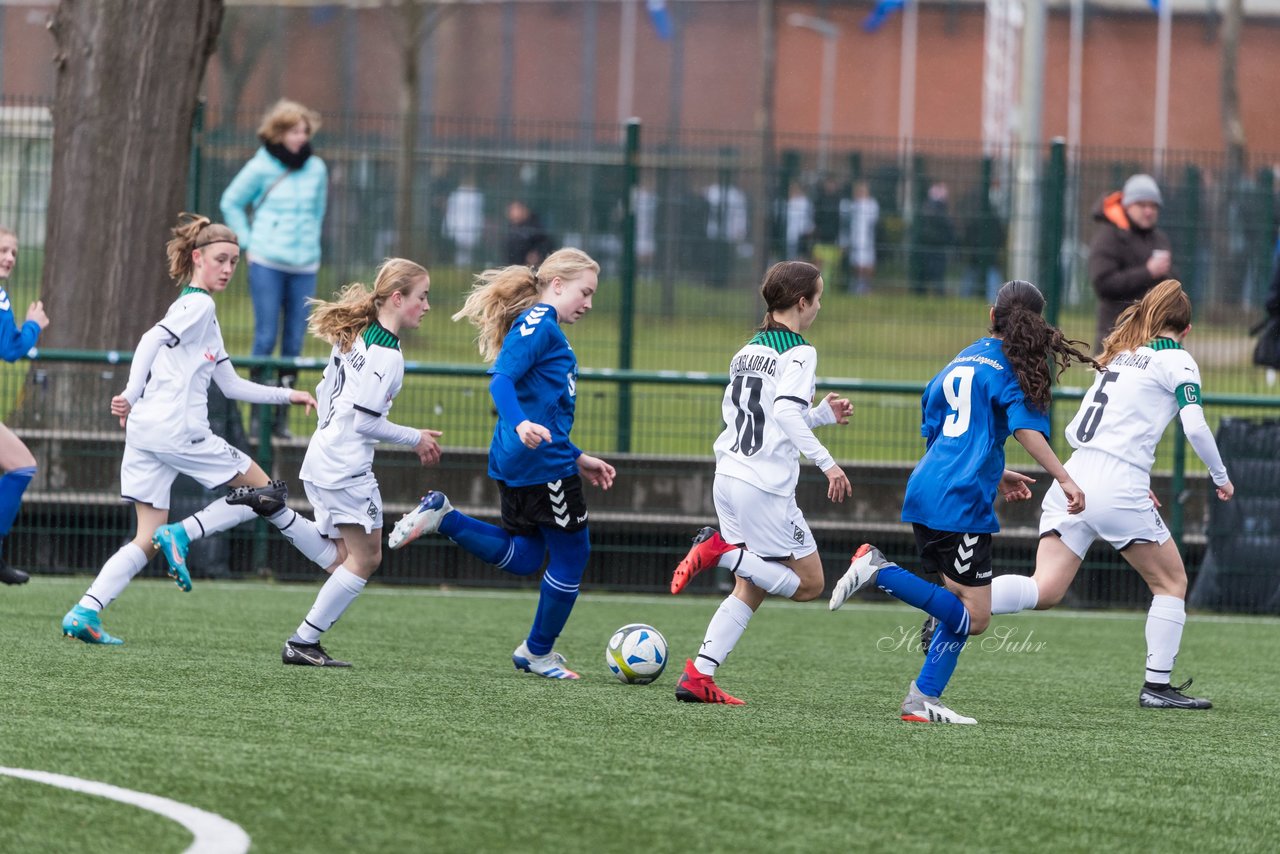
220, 98, 328, 437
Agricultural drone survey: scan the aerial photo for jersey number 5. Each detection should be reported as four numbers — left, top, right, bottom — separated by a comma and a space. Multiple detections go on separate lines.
729, 375, 765, 456
1075, 370, 1119, 443
942, 365, 975, 437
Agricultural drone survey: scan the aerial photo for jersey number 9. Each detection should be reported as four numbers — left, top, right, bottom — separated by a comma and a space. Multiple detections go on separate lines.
942, 365, 975, 438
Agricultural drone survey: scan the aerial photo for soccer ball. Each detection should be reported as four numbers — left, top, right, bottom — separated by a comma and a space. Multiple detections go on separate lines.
605, 623, 668, 685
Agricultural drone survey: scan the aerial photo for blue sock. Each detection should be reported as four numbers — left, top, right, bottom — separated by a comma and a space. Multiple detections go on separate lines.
876, 565, 971, 635
525, 527, 590, 656
916, 620, 968, 698
439, 511, 544, 576
0, 466, 35, 539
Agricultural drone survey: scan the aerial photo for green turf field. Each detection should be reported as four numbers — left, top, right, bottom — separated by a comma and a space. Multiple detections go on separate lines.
2, 577, 1277, 853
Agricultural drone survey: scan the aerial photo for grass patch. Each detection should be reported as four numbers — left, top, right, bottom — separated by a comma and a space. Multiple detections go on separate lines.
3, 578, 1278, 853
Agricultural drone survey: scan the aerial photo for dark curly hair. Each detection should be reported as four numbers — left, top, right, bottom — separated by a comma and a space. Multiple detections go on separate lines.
991, 280, 1101, 411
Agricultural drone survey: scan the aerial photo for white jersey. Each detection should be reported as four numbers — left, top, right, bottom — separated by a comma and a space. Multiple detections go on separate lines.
1065, 338, 1202, 473
713, 329, 833, 497
300, 323, 407, 488
125, 288, 228, 451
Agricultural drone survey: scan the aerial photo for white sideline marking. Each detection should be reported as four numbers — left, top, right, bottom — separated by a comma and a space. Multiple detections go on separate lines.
0, 767, 250, 854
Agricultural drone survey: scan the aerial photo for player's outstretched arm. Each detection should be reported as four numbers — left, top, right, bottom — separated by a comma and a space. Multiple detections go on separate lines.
576, 453, 615, 490
1014, 428, 1084, 514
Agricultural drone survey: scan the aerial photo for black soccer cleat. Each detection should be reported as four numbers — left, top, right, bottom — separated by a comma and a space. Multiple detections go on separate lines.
227, 479, 289, 516
919, 615, 938, 653
0, 557, 29, 585
282, 640, 352, 668
1139, 678, 1212, 709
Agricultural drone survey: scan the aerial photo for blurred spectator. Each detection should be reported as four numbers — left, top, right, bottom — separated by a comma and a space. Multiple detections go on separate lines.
811, 175, 844, 291
444, 176, 485, 267
634, 178, 657, 269
961, 184, 1006, 303
704, 179, 748, 287
841, 179, 879, 294
784, 180, 814, 260
505, 200, 553, 266
1088, 173, 1174, 349
220, 98, 328, 438
911, 181, 954, 296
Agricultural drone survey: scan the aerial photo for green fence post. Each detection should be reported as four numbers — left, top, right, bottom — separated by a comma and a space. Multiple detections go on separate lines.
1041, 139, 1067, 327
187, 97, 205, 212
1183, 164, 1201, 301
847, 151, 863, 180
616, 119, 640, 453
1170, 419, 1186, 552
1255, 166, 1275, 302
777, 149, 801, 258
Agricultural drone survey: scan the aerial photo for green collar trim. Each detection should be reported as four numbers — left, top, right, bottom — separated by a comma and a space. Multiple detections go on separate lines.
748, 329, 808, 354
362, 321, 400, 350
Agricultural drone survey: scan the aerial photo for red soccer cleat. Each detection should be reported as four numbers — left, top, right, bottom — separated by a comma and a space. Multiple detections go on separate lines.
674, 659, 746, 705
670, 527, 738, 594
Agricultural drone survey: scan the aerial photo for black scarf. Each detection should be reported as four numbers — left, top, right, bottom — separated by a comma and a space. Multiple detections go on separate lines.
262, 139, 313, 171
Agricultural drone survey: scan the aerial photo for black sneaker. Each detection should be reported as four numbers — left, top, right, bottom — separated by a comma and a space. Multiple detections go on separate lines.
919, 616, 938, 653
1139, 678, 1211, 709
0, 558, 29, 585
282, 640, 352, 668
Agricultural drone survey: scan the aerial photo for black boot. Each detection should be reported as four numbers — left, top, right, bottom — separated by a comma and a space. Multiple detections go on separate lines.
0, 555, 29, 585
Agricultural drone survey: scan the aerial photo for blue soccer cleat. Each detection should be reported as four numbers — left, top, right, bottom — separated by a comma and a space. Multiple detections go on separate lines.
388, 491, 453, 550
61, 605, 124, 645
152, 523, 193, 592
512, 641, 580, 680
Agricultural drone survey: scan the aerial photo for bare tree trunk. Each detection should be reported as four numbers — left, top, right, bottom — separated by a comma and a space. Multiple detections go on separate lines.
1216, 0, 1246, 306
752, 0, 777, 288
393, 2, 458, 262
24, 0, 223, 433
395, 1, 425, 259
215, 5, 276, 129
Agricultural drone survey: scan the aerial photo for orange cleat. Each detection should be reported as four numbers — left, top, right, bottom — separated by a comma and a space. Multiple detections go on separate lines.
674, 659, 745, 705
670, 527, 737, 594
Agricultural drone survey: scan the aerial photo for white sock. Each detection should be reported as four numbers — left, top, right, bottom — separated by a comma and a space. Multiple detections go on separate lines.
719, 549, 800, 598
182, 499, 257, 540
80, 543, 149, 611
268, 508, 339, 568
694, 595, 754, 676
991, 574, 1040, 615
1144, 594, 1186, 685
293, 566, 367, 644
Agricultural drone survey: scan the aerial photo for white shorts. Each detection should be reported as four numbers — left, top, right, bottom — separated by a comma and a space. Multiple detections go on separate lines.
304, 480, 384, 537
1039, 449, 1169, 558
120, 437, 251, 510
712, 473, 816, 560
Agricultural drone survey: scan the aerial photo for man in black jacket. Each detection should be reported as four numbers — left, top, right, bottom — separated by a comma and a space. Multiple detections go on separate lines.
1088, 173, 1174, 350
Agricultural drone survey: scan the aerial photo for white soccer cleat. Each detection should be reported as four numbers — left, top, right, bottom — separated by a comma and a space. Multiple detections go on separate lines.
899, 680, 977, 725
388, 491, 453, 550
512, 641, 580, 680
828, 543, 892, 611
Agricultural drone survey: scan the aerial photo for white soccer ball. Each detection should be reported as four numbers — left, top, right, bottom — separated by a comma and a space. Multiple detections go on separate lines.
605, 623, 668, 685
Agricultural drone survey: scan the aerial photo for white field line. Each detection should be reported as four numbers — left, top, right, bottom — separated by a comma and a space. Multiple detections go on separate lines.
0, 767, 250, 854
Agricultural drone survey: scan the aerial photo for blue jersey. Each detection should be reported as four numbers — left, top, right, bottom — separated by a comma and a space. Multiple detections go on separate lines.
901, 337, 1050, 534
0, 284, 41, 362
487, 303, 579, 487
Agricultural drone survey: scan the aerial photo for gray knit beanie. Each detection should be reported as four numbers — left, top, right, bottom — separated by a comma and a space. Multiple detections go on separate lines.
1121, 173, 1163, 207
